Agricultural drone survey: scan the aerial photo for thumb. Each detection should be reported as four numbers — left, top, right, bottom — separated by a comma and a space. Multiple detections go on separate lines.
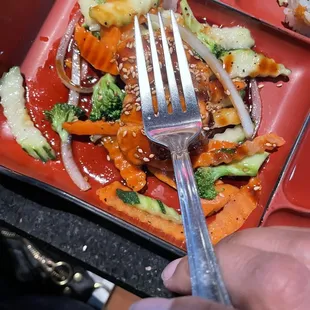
129, 296, 236, 310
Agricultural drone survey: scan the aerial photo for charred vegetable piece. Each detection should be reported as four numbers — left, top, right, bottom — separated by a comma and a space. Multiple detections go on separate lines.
195, 152, 269, 200
44, 103, 85, 142
0, 67, 56, 162
91, 74, 125, 121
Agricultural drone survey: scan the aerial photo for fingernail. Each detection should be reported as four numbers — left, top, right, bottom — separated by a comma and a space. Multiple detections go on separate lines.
130, 298, 172, 310
161, 257, 183, 282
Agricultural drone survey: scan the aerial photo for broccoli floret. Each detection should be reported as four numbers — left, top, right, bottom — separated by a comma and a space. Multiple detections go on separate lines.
90, 74, 125, 121
180, 0, 223, 57
195, 152, 269, 200
44, 103, 85, 142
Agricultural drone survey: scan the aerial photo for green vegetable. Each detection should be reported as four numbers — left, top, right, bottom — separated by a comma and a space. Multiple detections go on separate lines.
90, 74, 125, 121
92, 31, 101, 39
44, 103, 85, 142
212, 125, 246, 143
0, 66, 56, 162
220, 49, 291, 79
116, 189, 140, 205
180, 0, 223, 57
195, 152, 269, 200
116, 189, 182, 224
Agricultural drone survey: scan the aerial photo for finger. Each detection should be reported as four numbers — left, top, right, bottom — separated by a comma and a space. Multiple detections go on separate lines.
164, 245, 310, 310
224, 227, 310, 269
130, 297, 235, 310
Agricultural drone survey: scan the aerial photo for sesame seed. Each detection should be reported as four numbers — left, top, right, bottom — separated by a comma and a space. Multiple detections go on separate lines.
132, 131, 137, 137
183, 45, 188, 49
107, 155, 111, 161
132, 71, 136, 78
133, 86, 140, 92
130, 66, 134, 73
122, 57, 128, 62
136, 97, 141, 102
138, 148, 143, 153
129, 56, 136, 59
124, 111, 130, 115
169, 47, 173, 54
194, 55, 200, 60
224, 90, 231, 96
110, 59, 115, 63
151, 89, 156, 95
254, 186, 261, 191
122, 67, 128, 72
190, 64, 196, 68
147, 66, 153, 72
136, 105, 141, 111
276, 83, 283, 87
203, 126, 210, 131
143, 157, 150, 162
123, 130, 128, 137
272, 143, 277, 147
149, 154, 155, 159
258, 84, 264, 89
123, 74, 129, 79
188, 50, 194, 56
134, 154, 140, 158
135, 91, 140, 97
141, 129, 146, 135
118, 63, 123, 70
265, 143, 272, 147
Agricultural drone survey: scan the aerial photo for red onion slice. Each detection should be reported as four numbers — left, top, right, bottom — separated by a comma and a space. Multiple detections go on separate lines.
56, 10, 93, 94
163, 0, 178, 11
61, 140, 91, 191
249, 79, 262, 138
149, 14, 255, 138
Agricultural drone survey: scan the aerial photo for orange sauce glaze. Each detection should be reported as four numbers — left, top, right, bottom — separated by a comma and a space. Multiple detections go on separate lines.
25, 39, 183, 213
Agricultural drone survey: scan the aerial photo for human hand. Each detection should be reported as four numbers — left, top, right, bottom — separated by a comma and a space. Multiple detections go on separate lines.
130, 226, 310, 310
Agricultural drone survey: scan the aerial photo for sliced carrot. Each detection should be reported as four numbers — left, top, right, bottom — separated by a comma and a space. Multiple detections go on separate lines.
117, 125, 152, 166
201, 184, 239, 217
193, 133, 285, 168
147, 166, 177, 189
102, 137, 146, 191
63, 120, 120, 136
100, 25, 121, 47
208, 178, 261, 244
207, 140, 238, 151
74, 24, 118, 75
97, 181, 185, 243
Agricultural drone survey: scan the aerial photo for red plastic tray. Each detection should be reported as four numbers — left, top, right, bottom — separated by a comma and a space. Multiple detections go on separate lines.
1, 0, 309, 253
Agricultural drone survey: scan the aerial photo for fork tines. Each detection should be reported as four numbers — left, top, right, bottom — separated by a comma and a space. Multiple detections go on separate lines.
134, 11, 198, 119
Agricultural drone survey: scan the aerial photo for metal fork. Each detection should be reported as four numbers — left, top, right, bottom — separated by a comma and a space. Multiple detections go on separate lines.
134, 12, 232, 304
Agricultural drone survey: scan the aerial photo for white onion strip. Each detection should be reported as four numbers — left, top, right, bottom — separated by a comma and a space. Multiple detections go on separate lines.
249, 79, 262, 138
62, 46, 91, 191
61, 140, 91, 191
56, 10, 93, 94
68, 46, 81, 106
149, 14, 254, 138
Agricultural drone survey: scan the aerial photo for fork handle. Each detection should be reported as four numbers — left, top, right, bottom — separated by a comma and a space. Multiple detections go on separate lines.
171, 150, 232, 305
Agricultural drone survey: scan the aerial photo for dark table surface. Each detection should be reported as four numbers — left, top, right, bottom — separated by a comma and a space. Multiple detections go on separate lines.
0, 172, 182, 298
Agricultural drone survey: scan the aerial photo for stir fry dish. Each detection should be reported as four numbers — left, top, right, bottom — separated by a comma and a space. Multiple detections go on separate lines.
0, 0, 289, 248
